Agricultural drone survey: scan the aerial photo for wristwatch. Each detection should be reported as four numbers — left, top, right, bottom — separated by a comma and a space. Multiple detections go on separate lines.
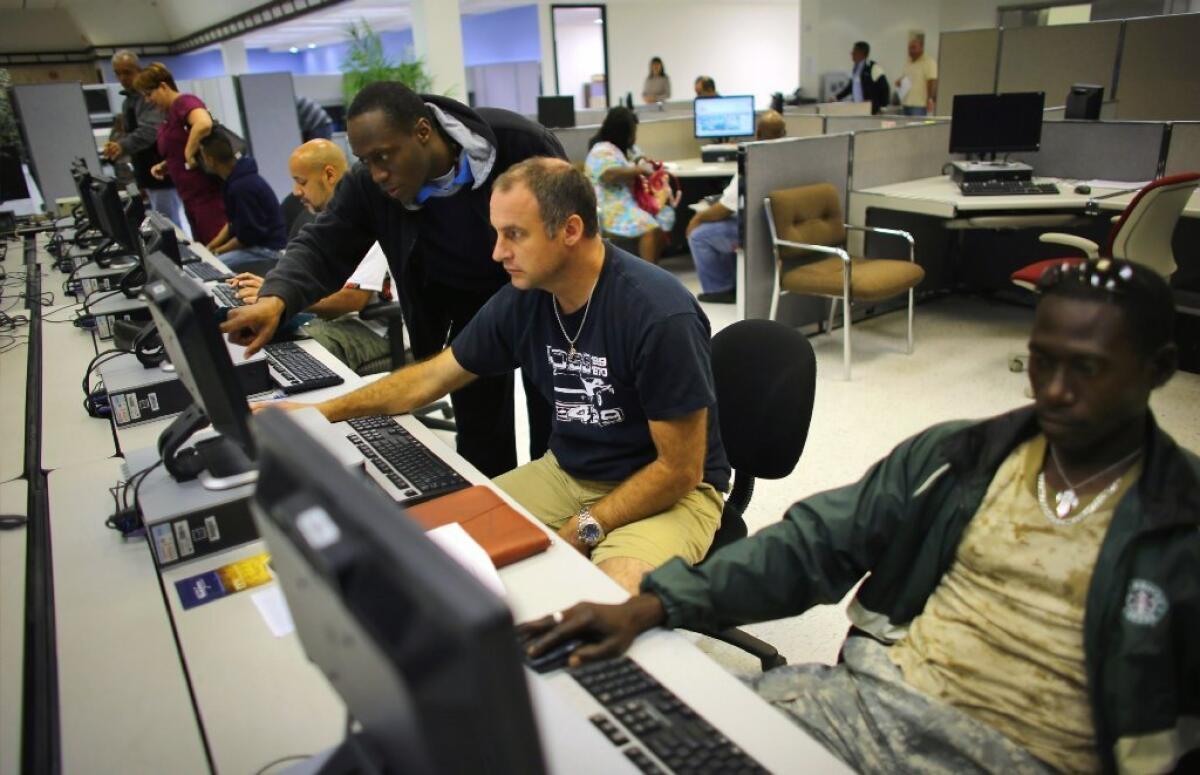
575, 507, 605, 548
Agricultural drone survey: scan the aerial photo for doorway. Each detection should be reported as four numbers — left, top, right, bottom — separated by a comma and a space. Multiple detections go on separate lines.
550, 5, 610, 110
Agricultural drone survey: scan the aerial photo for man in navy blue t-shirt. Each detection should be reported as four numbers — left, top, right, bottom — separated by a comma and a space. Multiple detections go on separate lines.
271, 157, 729, 593
199, 131, 287, 274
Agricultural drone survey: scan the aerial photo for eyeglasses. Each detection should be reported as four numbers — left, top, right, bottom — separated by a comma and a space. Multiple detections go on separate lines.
1036, 258, 1136, 295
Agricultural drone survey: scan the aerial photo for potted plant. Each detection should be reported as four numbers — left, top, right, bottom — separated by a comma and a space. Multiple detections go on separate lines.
342, 20, 435, 106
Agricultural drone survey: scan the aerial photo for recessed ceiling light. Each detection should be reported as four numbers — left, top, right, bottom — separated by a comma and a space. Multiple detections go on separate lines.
289, 46, 299, 53
307, 43, 316, 49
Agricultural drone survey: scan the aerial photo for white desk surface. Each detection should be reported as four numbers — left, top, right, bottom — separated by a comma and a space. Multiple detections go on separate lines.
48, 459, 208, 775
0, 336, 28, 483
664, 158, 736, 178
1092, 187, 1200, 218
0, 479, 27, 775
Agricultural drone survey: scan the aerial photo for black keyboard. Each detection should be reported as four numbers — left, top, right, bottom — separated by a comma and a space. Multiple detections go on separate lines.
959, 181, 1060, 196
179, 244, 202, 263
210, 282, 244, 307
262, 341, 344, 394
188, 262, 234, 282
569, 657, 768, 775
345, 415, 469, 505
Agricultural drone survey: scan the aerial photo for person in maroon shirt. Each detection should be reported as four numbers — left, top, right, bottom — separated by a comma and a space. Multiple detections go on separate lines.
133, 63, 227, 244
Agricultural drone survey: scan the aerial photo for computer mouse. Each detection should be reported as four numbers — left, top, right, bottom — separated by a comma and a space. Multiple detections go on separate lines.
1074, 184, 1091, 195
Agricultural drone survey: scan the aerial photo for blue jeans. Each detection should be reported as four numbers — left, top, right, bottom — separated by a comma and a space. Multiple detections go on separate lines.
146, 187, 191, 241
687, 218, 739, 293
220, 246, 282, 275
902, 106, 928, 116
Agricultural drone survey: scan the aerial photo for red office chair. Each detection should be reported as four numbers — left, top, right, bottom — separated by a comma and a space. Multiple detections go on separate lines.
1011, 172, 1200, 289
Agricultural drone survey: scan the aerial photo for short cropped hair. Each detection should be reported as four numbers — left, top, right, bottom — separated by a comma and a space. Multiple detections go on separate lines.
494, 158, 599, 239
347, 81, 431, 134
112, 49, 140, 66
854, 41, 870, 56
132, 62, 176, 94
199, 131, 236, 164
1037, 258, 1176, 357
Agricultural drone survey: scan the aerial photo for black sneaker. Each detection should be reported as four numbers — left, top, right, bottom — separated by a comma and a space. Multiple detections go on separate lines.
697, 289, 736, 303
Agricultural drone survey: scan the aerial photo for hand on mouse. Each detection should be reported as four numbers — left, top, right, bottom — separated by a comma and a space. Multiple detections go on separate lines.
517, 594, 667, 667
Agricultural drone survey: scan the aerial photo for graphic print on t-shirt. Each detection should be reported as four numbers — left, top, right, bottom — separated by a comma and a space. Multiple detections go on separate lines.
546, 345, 625, 427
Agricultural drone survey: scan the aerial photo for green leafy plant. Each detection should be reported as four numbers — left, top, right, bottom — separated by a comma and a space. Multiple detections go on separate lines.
341, 20, 435, 106
0, 68, 23, 155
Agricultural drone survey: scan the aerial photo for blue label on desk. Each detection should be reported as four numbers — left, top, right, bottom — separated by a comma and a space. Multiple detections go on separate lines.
175, 571, 227, 610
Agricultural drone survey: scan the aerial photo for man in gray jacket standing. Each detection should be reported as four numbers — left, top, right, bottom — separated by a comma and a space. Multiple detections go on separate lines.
102, 50, 189, 236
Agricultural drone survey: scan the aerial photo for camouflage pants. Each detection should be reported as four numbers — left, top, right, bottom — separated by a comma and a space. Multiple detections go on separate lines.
747, 637, 1052, 775
301, 317, 391, 376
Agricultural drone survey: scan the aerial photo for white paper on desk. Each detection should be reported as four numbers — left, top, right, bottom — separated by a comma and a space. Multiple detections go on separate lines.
1081, 179, 1151, 191
897, 77, 912, 101
252, 585, 295, 638
427, 523, 507, 599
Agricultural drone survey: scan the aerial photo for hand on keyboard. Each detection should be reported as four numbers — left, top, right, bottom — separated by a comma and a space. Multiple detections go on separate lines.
230, 272, 263, 304
518, 596, 667, 669
249, 399, 313, 415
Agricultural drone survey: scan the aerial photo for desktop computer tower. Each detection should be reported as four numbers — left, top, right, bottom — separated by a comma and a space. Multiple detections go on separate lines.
950, 160, 1033, 186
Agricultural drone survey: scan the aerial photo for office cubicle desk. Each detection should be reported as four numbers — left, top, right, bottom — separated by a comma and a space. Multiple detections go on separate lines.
662, 158, 736, 256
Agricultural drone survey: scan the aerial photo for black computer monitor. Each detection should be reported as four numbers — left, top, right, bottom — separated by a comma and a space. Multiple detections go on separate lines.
83, 86, 112, 115
141, 210, 183, 264
142, 251, 256, 487
87, 173, 143, 255
1065, 83, 1103, 120
70, 159, 102, 231
694, 95, 755, 140
537, 95, 575, 129
249, 409, 546, 775
949, 92, 1045, 157
0, 147, 29, 203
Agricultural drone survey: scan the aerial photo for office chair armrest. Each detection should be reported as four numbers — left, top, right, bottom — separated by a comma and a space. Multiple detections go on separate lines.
686, 626, 787, 672
358, 300, 404, 323
1038, 233, 1099, 257
770, 239, 850, 263
843, 223, 915, 261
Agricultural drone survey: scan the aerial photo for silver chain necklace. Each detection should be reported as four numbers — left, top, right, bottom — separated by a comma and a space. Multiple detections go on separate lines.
1047, 445, 1142, 519
1037, 472, 1123, 526
552, 276, 600, 358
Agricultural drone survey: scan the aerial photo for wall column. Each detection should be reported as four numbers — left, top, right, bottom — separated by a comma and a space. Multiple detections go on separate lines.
411, 0, 467, 98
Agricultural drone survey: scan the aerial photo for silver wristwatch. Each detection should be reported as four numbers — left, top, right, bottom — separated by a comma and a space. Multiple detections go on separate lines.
576, 507, 605, 548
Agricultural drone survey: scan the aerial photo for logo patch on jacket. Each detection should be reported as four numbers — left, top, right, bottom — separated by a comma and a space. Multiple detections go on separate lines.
1123, 579, 1168, 626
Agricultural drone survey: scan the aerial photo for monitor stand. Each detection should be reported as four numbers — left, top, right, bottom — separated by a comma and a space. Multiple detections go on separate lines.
158, 405, 258, 491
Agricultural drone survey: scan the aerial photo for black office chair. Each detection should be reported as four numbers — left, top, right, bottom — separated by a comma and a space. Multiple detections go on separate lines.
358, 300, 456, 433
684, 319, 817, 671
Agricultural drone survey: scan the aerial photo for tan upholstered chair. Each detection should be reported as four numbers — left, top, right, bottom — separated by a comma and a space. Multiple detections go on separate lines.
764, 183, 925, 379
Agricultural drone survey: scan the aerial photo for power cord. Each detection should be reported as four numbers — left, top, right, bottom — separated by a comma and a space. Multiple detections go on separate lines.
105, 458, 163, 537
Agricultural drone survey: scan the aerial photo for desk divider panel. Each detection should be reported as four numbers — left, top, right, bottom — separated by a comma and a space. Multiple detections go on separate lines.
633, 116, 703, 162
783, 114, 824, 138
1114, 14, 1200, 121
552, 126, 596, 163
235, 73, 304, 202
937, 29, 1000, 110
824, 116, 943, 134
816, 102, 871, 117
849, 122, 952, 192
785, 105, 819, 116
741, 134, 851, 321
997, 21, 1121, 106
9, 83, 99, 212
1165, 123, 1200, 175
1011, 121, 1165, 182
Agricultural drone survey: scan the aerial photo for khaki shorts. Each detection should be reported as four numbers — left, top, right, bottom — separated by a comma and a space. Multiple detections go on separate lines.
493, 451, 723, 568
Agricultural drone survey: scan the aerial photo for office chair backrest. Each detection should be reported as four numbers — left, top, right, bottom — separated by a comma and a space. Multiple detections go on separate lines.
712, 319, 816, 479
768, 183, 847, 257
1103, 172, 1199, 278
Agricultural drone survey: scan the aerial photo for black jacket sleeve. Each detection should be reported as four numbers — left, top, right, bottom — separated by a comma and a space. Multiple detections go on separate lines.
257, 166, 378, 318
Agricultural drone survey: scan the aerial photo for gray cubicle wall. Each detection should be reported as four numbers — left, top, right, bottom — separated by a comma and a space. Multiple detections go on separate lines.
824, 115, 942, 134
850, 122, 953, 191
937, 29, 1000, 110
996, 21, 1121, 107
1116, 14, 1200, 121
10, 83, 100, 212
1011, 121, 1166, 181
783, 114, 824, 138
741, 134, 852, 321
236, 73, 304, 201
1165, 123, 1200, 175
553, 126, 595, 163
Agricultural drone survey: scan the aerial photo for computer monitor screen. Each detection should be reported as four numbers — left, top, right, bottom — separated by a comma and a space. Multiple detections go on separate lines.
1065, 83, 1103, 120
537, 95, 575, 129
83, 87, 111, 115
71, 160, 102, 229
694, 96, 755, 139
141, 210, 182, 264
143, 252, 255, 469
0, 148, 29, 203
87, 174, 143, 254
249, 409, 546, 774
949, 92, 1045, 155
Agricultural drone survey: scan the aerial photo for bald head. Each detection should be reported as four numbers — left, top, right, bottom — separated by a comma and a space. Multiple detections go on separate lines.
755, 110, 786, 141
289, 139, 349, 212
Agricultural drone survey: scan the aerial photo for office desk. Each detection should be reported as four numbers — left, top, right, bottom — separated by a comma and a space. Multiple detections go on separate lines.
663, 158, 736, 178
1091, 187, 1200, 218
0, 334, 28, 483
0, 479, 27, 775
48, 459, 209, 775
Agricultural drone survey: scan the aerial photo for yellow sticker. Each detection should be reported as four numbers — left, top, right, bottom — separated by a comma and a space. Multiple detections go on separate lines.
215, 552, 273, 593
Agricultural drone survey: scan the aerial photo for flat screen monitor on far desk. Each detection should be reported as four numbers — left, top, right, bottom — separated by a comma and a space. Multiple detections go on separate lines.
250, 408, 546, 775
694, 95, 755, 140
949, 92, 1045, 159
537, 95, 575, 129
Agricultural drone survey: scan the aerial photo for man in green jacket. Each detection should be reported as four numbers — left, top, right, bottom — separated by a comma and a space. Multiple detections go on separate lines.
523, 258, 1199, 774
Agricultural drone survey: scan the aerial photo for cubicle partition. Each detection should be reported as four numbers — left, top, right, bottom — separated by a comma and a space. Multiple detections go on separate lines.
235, 73, 304, 201
936, 29, 1001, 113
824, 115, 941, 134
782, 114, 824, 139
850, 122, 952, 191
816, 102, 871, 117
996, 21, 1120, 106
1115, 14, 1200, 121
1012, 121, 1166, 182
635, 116, 703, 162
740, 134, 852, 321
1165, 122, 1200, 175
9, 83, 99, 211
